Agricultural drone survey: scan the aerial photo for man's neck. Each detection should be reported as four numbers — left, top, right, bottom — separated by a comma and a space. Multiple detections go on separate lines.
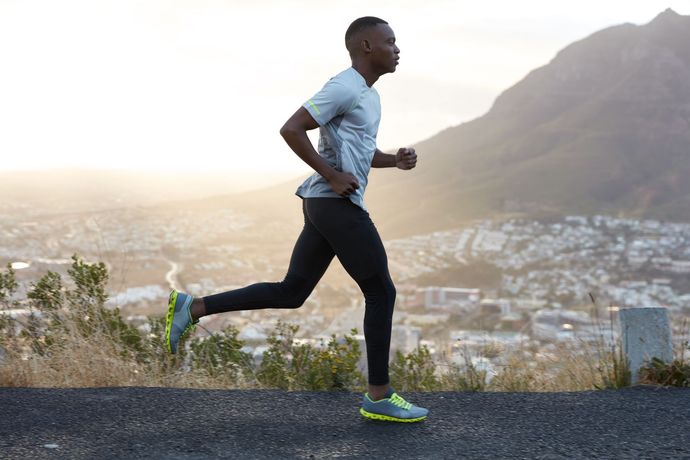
352, 62, 379, 87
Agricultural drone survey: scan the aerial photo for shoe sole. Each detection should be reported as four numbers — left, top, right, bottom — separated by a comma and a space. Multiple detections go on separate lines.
165, 290, 178, 353
359, 408, 427, 423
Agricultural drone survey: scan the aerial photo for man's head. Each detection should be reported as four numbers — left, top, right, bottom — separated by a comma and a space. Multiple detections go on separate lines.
345, 16, 400, 75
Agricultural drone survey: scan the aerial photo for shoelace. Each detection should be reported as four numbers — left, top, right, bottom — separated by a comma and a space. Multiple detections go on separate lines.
389, 393, 413, 410
182, 299, 199, 333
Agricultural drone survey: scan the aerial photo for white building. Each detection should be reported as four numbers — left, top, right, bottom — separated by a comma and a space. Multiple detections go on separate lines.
415, 286, 481, 312
391, 326, 421, 354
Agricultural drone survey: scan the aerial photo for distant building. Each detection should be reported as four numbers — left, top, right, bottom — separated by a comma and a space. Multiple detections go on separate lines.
479, 298, 510, 315
532, 308, 595, 341
511, 298, 548, 311
449, 329, 528, 347
670, 260, 690, 274
391, 326, 421, 354
404, 313, 450, 326
565, 216, 588, 226
574, 324, 619, 346
106, 284, 168, 307
238, 324, 268, 342
414, 286, 480, 312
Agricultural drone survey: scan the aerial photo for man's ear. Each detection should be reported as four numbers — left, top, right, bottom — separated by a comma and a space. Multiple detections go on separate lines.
361, 39, 372, 53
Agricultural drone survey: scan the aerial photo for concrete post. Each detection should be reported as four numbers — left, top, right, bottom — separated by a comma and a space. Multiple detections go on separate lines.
618, 307, 673, 384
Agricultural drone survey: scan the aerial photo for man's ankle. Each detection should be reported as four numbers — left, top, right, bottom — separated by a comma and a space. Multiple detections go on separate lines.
368, 384, 392, 401
190, 298, 206, 322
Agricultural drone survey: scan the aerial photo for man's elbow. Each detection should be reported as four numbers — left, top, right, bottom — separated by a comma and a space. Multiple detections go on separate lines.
280, 122, 297, 140
279, 123, 290, 139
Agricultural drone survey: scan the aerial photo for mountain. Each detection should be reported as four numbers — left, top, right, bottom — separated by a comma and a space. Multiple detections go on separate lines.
188, 9, 690, 238
366, 9, 690, 235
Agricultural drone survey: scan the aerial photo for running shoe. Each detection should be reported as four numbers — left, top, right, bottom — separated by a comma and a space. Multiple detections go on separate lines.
360, 391, 429, 422
165, 290, 198, 354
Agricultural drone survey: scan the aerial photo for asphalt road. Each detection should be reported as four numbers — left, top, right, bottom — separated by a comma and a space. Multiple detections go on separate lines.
1, 386, 689, 459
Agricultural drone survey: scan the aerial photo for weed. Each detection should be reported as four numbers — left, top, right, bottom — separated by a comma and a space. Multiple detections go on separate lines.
638, 357, 690, 387
588, 293, 630, 389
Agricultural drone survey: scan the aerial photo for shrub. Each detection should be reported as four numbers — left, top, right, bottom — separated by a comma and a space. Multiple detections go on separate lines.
256, 321, 365, 391
0, 259, 367, 390
190, 326, 254, 384
639, 357, 690, 387
390, 345, 440, 391
0, 263, 18, 307
24, 255, 146, 362
0, 263, 19, 345
1, 255, 153, 386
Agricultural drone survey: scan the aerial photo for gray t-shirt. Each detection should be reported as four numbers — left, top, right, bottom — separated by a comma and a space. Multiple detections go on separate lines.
295, 67, 381, 211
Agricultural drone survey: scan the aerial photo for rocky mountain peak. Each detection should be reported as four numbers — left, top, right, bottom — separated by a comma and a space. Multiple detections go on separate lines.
651, 8, 681, 22
647, 7, 687, 32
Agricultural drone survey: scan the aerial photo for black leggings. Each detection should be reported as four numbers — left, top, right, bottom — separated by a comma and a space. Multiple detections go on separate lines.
203, 197, 396, 385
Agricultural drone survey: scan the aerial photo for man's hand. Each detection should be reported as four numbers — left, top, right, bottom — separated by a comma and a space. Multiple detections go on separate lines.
327, 170, 360, 197
395, 147, 417, 170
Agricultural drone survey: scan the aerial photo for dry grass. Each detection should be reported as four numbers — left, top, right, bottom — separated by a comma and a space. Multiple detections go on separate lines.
0, 324, 254, 389
0, 298, 640, 392
1, 342, 255, 389
452, 342, 613, 392
1, 329, 625, 391
2, 335, 148, 387
486, 344, 612, 392
0, 256, 658, 392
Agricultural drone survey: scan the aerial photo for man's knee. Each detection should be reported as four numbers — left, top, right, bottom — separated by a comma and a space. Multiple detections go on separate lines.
280, 273, 315, 309
383, 282, 396, 307
358, 274, 396, 307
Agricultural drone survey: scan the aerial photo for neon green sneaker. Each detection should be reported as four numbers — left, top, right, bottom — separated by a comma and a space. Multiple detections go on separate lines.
360, 390, 428, 423
165, 290, 198, 354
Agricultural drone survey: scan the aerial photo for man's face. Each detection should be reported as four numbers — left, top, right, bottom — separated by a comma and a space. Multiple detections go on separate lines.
367, 24, 400, 74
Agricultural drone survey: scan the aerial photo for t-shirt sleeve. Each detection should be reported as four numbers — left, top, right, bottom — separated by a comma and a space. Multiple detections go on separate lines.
303, 78, 358, 126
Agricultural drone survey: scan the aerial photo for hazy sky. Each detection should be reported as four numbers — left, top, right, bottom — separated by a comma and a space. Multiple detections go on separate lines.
1, 0, 687, 182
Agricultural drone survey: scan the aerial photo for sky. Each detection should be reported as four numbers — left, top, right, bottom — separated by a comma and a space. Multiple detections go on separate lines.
0, 0, 688, 185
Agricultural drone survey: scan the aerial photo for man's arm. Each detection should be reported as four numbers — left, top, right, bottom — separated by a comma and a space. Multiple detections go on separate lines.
371, 148, 417, 169
371, 149, 397, 168
280, 107, 360, 197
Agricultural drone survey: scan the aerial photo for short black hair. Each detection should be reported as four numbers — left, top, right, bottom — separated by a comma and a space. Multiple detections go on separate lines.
345, 16, 388, 43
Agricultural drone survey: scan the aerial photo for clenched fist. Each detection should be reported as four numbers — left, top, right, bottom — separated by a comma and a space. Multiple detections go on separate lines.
395, 147, 417, 170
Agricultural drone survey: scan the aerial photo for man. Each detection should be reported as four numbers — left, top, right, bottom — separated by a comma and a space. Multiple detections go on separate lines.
166, 16, 428, 423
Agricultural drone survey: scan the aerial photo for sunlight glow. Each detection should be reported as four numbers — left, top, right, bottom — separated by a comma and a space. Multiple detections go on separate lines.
0, 0, 686, 178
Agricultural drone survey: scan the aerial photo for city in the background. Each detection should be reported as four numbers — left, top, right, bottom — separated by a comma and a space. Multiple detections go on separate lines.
3, 201, 689, 381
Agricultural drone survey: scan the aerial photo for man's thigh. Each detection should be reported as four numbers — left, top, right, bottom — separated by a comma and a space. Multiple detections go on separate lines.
286, 201, 336, 282
305, 198, 389, 281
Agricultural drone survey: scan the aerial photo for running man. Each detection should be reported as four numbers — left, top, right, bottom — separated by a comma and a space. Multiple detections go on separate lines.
165, 16, 428, 423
